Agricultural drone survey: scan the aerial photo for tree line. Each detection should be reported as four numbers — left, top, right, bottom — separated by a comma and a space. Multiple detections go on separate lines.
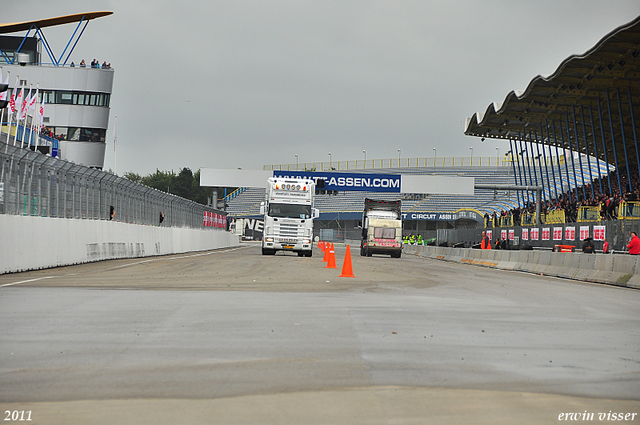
124, 168, 236, 208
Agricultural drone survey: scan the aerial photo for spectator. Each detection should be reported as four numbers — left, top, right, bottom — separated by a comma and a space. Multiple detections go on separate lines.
582, 237, 595, 254
80, 59, 86, 67
628, 231, 640, 255
481, 231, 491, 250
602, 238, 610, 254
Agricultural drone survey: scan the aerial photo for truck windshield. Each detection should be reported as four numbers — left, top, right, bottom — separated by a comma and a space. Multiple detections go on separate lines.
268, 203, 312, 219
373, 227, 396, 239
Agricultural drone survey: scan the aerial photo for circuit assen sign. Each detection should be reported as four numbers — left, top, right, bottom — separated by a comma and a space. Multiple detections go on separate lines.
402, 210, 482, 222
273, 171, 401, 193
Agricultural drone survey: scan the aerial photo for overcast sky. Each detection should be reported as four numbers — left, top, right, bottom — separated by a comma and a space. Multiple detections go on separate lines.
4, 1, 640, 175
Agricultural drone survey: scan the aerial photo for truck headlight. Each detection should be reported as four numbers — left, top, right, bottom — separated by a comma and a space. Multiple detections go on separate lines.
265, 237, 274, 242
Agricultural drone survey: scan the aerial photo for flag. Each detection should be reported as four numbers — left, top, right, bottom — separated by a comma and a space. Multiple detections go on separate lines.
0, 72, 7, 101
13, 86, 23, 117
19, 87, 31, 120
9, 77, 20, 116
27, 89, 38, 113
38, 96, 45, 130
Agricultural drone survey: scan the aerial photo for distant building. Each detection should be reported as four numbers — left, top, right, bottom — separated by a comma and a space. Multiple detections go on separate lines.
0, 12, 114, 169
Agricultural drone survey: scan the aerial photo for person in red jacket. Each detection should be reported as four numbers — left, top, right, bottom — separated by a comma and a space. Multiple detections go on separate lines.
481, 231, 491, 250
628, 231, 640, 255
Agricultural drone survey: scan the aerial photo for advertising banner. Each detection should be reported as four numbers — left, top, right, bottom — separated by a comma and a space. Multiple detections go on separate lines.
565, 226, 575, 241
273, 171, 401, 193
593, 225, 606, 241
579, 226, 590, 241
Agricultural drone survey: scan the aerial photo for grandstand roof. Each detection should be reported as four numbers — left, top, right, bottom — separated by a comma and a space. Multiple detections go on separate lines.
465, 16, 640, 166
0, 12, 113, 34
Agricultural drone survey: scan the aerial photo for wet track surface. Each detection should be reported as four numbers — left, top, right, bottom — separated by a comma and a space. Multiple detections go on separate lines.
1, 243, 639, 424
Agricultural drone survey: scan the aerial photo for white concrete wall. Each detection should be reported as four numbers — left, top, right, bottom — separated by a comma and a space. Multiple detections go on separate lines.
0, 215, 239, 274
403, 245, 640, 290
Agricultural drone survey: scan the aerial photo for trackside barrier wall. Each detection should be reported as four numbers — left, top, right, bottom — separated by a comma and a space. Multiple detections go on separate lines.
0, 215, 240, 274
404, 245, 640, 290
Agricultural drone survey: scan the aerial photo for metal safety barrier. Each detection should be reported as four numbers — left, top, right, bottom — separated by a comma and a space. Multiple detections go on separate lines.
0, 143, 225, 228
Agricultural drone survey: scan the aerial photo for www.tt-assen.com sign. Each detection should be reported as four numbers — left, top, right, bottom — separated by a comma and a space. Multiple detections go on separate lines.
273, 171, 401, 193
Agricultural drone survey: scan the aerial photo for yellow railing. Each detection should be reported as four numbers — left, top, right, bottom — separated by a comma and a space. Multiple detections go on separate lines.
545, 210, 566, 224
264, 156, 565, 171
577, 206, 601, 222
499, 215, 513, 227
618, 201, 640, 219
521, 213, 537, 226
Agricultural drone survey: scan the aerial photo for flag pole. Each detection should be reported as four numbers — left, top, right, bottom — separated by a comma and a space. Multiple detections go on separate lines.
113, 115, 117, 175
11, 79, 22, 147
9, 76, 19, 147
30, 85, 39, 152
0, 69, 6, 146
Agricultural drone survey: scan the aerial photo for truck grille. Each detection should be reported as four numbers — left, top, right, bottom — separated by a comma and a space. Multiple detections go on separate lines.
277, 222, 300, 238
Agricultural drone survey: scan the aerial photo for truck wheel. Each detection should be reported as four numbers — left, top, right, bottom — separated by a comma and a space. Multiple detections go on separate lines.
393, 251, 402, 258
298, 252, 304, 257
262, 248, 275, 255
306, 251, 313, 257
366, 250, 372, 257
360, 247, 365, 256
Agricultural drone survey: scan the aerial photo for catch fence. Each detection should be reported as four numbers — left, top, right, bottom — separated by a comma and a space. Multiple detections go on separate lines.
0, 144, 226, 229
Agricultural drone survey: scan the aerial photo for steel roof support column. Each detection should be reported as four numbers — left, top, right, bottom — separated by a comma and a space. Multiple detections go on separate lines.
588, 106, 604, 195
536, 188, 542, 226
578, 106, 594, 199
596, 98, 613, 194
567, 111, 585, 201
544, 121, 559, 201
628, 85, 640, 186
514, 138, 526, 206
509, 139, 522, 207
538, 125, 552, 200
605, 89, 623, 195
517, 136, 530, 205
558, 119, 575, 202
527, 131, 540, 195
616, 88, 633, 194
551, 120, 565, 200
525, 135, 535, 205
32, 27, 58, 66
535, 128, 549, 201
60, 17, 89, 66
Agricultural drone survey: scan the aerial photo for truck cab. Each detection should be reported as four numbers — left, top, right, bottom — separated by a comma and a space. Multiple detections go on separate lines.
360, 198, 403, 258
260, 178, 319, 257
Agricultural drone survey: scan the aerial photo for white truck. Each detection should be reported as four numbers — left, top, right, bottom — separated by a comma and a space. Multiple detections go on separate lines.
359, 198, 403, 258
260, 177, 319, 256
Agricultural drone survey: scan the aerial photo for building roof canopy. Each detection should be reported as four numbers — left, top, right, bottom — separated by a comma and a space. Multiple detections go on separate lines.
0, 12, 113, 35
465, 15, 640, 162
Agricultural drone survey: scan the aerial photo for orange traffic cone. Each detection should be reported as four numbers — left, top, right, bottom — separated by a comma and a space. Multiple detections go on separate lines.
319, 241, 325, 252
322, 242, 330, 262
339, 245, 356, 278
325, 243, 338, 269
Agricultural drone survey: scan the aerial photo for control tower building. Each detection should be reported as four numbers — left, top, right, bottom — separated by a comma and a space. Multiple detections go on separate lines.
0, 12, 114, 169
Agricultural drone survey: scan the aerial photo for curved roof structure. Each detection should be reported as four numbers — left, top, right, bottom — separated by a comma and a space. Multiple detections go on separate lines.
465, 15, 640, 173
0, 12, 112, 35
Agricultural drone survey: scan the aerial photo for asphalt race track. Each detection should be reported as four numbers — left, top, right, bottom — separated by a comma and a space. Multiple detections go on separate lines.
1, 243, 639, 424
